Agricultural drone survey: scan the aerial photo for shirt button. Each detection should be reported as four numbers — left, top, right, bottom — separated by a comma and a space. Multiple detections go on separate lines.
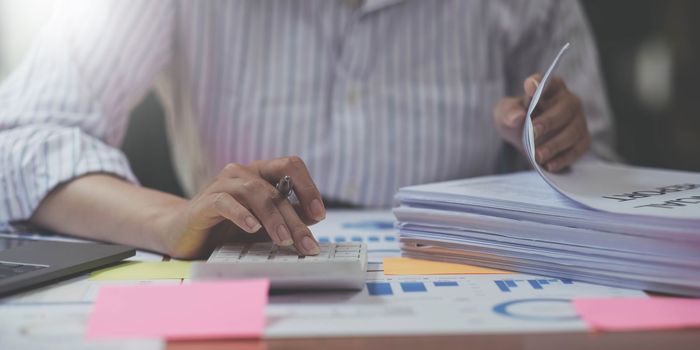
346, 88, 359, 105
343, 0, 362, 9
344, 184, 357, 198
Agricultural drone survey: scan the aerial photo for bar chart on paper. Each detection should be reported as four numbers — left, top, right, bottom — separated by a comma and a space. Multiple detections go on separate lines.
366, 280, 462, 296
316, 233, 396, 246
265, 271, 646, 338
363, 273, 499, 299
494, 278, 575, 293
310, 210, 401, 263
361, 272, 644, 304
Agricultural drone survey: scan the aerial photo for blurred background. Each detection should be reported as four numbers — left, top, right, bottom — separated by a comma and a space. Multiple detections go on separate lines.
0, 0, 698, 196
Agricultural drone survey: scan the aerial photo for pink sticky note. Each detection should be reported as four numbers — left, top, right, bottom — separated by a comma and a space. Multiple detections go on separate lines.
86, 279, 269, 340
573, 297, 700, 331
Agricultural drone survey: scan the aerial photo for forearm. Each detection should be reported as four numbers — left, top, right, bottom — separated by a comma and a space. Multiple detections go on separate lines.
30, 174, 187, 255
29, 157, 327, 259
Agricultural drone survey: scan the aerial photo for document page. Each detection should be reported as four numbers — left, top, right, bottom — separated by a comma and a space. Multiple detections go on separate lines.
523, 43, 700, 220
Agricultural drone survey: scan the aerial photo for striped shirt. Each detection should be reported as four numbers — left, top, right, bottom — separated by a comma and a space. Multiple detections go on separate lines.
0, 0, 615, 223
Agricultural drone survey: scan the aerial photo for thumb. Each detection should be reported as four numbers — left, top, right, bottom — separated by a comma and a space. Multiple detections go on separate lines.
523, 74, 542, 101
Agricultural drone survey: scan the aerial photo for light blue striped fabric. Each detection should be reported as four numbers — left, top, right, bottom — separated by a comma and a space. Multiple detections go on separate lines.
0, 0, 615, 222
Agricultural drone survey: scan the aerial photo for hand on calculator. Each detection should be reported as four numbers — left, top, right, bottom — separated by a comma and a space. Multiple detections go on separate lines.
192, 242, 368, 290
162, 156, 326, 258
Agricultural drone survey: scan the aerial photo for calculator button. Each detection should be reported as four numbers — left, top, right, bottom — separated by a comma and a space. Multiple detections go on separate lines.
305, 253, 331, 260
334, 252, 360, 258
335, 246, 361, 252
249, 243, 274, 249
241, 255, 270, 262
275, 251, 300, 258
333, 257, 359, 261
273, 257, 301, 262
213, 252, 240, 259
247, 247, 272, 252
245, 250, 271, 257
247, 249, 272, 254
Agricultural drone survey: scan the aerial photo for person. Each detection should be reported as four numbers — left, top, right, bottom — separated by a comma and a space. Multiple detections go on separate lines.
0, 0, 615, 258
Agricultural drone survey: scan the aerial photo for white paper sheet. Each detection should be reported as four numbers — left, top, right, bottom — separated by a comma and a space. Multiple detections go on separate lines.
396, 172, 699, 239
264, 271, 644, 337
522, 43, 700, 220
535, 161, 700, 219
1, 270, 643, 341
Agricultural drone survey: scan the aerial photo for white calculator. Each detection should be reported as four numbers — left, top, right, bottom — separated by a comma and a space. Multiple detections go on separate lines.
191, 242, 367, 290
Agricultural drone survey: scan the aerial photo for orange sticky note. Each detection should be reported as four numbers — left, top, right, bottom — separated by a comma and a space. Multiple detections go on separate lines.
574, 297, 700, 331
86, 280, 269, 340
383, 257, 510, 275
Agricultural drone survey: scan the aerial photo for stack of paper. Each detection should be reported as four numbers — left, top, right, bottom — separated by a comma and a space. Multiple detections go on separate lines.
394, 43, 700, 297
394, 166, 700, 296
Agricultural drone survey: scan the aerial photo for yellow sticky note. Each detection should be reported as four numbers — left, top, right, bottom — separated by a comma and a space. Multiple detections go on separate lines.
90, 261, 192, 281
383, 257, 511, 275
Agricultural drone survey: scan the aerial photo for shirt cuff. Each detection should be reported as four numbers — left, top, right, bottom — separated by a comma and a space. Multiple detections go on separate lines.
0, 125, 138, 222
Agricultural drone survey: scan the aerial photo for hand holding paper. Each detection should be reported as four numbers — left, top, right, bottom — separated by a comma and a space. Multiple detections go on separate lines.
521, 43, 700, 220
395, 42, 700, 298
495, 42, 589, 172
527, 74, 591, 172
522, 42, 573, 172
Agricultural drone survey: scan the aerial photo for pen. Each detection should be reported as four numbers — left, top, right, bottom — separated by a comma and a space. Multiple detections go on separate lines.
275, 175, 293, 198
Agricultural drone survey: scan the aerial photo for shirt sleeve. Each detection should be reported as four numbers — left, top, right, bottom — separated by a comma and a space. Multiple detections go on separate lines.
499, 0, 618, 164
0, 0, 173, 222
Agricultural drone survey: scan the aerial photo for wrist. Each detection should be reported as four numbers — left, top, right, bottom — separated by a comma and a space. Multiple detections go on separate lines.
144, 197, 189, 255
